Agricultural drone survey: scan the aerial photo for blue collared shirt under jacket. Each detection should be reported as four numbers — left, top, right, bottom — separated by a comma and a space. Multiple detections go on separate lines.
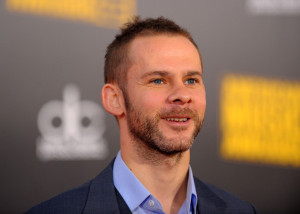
113, 151, 198, 214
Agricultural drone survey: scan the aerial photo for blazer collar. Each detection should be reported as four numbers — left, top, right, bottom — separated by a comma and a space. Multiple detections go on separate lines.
82, 159, 227, 214
194, 177, 226, 214
83, 160, 121, 214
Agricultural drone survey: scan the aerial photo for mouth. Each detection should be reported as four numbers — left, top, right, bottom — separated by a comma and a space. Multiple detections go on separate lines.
163, 117, 190, 122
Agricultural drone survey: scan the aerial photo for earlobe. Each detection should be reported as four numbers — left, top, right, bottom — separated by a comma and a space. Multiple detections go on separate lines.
101, 84, 124, 116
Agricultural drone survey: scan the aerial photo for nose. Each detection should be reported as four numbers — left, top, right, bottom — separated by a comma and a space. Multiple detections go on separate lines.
167, 84, 191, 105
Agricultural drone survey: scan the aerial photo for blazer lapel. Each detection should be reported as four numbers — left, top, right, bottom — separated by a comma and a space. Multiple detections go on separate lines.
194, 177, 226, 214
83, 159, 229, 214
83, 160, 121, 214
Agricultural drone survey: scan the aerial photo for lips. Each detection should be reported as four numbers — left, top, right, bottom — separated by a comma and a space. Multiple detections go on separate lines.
164, 117, 189, 122
160, 108, 195, 123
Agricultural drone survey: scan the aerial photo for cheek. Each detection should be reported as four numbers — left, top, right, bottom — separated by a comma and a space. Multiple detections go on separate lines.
195, 90, 206, 112
135, 91, 166, 110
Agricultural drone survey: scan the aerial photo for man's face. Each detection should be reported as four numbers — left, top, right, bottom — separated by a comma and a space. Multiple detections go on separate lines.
124, 35, 206, 155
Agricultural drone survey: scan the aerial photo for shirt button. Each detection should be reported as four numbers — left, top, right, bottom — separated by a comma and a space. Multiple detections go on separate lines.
148, 200, 155, 207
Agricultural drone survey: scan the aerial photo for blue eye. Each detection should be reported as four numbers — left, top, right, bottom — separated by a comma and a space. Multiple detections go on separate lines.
185, 79, 196, 84
152, 79, 163, 84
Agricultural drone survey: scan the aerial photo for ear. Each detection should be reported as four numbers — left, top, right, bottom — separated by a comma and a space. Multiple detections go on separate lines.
101, 83, 125, 116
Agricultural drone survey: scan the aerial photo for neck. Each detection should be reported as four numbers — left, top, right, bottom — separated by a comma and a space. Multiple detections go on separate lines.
120, 137, 190, 213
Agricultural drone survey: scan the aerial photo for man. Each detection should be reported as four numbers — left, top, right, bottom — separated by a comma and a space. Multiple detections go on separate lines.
26, 17, 258, 214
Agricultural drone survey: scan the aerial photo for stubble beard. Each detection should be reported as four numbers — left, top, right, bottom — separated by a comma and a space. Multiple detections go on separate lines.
126, 103, 204, 158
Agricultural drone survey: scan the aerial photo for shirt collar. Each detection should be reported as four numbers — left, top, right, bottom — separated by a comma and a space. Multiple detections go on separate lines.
113, 151, 198, 213
113, 152, 150, 211
186, 165, 198, 213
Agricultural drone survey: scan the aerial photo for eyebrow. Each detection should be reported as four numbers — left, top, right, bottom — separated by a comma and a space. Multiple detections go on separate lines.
185, 71, 203, 77
140, 70, 202, 79
140, 71, 169, 79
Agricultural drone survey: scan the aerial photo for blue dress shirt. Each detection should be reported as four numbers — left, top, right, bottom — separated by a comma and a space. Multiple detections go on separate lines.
113, 151, 198, 214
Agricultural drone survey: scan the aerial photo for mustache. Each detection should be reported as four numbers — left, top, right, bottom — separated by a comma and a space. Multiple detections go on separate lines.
159, 107, 198, 118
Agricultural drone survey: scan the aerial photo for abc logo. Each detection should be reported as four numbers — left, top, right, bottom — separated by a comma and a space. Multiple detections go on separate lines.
36, 84, 108, 161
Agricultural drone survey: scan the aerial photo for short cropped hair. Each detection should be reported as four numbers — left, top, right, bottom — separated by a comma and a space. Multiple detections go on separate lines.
104, 16, 201, 91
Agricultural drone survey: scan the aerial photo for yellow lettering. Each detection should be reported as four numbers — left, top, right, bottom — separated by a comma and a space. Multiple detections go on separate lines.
220, 73, 300, 167
6, 0, 136, 29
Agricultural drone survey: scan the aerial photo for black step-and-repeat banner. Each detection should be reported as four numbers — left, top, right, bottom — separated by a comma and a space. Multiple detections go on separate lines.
1, 0, 299, 213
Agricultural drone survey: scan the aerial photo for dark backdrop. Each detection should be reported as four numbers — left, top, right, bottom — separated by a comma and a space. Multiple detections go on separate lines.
1, 0, 299, 213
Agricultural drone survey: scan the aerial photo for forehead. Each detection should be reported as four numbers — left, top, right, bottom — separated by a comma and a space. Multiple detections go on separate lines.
127, 34, 201, 68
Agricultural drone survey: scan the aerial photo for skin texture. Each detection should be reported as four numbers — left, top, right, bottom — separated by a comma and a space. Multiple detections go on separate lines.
102, 34, 206, 214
